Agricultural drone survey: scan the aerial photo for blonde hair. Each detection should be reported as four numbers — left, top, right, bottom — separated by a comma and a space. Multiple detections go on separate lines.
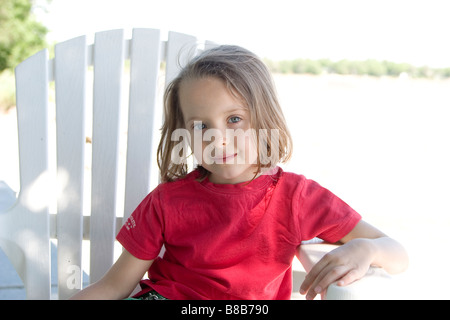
157, 45, 292, 182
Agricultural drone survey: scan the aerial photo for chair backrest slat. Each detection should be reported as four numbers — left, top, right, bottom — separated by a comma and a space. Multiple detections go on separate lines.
54, 35, 88, 299
165, 31, 197, 86
123, 28, 161, 223
15, 51, 50, 194
14, 49, 51, 299
89, 29, 125, 283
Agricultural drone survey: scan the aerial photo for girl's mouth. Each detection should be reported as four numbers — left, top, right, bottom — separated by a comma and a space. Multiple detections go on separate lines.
212, 153, 237, 163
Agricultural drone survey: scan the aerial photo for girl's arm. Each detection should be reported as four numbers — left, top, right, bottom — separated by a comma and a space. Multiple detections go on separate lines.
69, 249, 153, 300
299, 220, 409, 300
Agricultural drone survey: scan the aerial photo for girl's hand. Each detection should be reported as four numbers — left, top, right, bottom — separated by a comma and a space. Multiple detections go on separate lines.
299, 220, 409, 300
299, 238, 374, 300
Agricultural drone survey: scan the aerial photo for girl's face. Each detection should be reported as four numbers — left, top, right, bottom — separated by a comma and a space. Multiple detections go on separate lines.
178, 77, 259, 184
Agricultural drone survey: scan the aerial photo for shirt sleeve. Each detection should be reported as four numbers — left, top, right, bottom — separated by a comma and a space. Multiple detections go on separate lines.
116, 187, 165, 260
297, 178, 362, 243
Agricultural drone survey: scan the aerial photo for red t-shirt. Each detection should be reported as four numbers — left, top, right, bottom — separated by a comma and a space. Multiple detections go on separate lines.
116, 167, 361, 300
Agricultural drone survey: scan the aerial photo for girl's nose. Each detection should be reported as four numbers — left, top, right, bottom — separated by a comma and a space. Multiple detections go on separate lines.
213, 135, 227, 150
210, 128, 227, 147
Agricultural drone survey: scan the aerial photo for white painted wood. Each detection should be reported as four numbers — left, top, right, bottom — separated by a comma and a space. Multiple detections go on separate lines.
123, 28, 161, 223
89, 29, 125, 283
165, 31, 197, 86
0, 181, 16, 211
204, 40, 218, 51
297, 240, 395, 300
0, 49, 51, 299
54, 35, 87, 299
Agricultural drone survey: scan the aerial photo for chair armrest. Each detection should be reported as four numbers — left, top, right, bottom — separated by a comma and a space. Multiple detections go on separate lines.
297, 239, 394, 300
0, 181, 16, 213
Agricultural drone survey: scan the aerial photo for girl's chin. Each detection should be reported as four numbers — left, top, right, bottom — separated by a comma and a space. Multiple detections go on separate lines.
206, 165, 258, 184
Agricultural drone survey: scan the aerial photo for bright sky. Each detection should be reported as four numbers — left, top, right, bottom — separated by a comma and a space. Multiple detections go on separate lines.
35, 0, 450, 68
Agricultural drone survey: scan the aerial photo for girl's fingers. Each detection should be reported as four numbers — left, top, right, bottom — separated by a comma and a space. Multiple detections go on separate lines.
335, 268, 363, 287
309, 267, 347, 299
299, 253, 333, 294
302, 264, 356, 300
303, 266, 366, 300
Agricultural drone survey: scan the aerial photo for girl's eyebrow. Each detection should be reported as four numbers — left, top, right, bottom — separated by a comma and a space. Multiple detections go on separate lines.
225, 107, 248, 115
184, 107, 247, 124
184, 116, 203, 124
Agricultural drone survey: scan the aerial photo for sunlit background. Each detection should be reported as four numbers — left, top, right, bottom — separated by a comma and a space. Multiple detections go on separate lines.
36, 0, 450, 67
1, 0, 450, 299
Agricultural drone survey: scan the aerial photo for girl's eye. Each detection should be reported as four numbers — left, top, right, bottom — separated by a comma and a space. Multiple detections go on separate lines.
228, 116, 242, 124
192, 122, 206, 130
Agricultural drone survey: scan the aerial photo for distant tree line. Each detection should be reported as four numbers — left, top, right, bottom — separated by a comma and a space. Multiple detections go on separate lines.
0, 0, 48, 111
0, 0, 48, 72
264, 58, 450, 79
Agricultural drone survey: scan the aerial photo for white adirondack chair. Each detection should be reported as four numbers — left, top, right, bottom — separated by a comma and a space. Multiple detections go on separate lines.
0, 28, 394, 300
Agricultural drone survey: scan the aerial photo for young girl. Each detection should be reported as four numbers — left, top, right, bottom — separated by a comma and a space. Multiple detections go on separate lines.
71, 45, 408, 300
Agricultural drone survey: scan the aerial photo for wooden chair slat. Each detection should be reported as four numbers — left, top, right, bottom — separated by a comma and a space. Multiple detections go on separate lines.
123, 28, 162, 222
89, 29, 125, 283
54, 35, 88, 299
